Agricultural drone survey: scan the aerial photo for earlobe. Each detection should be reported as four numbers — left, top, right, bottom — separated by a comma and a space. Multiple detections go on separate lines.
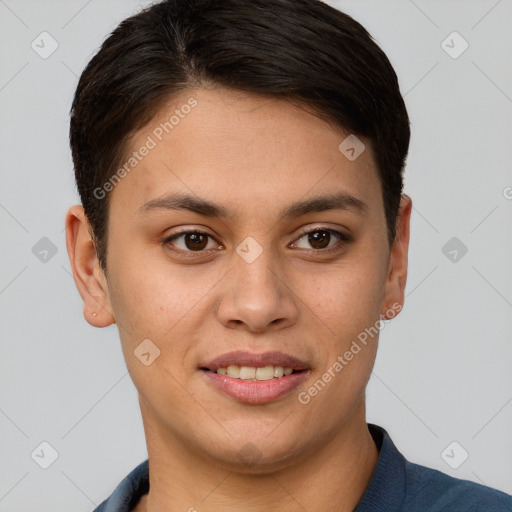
65, 205, 116, 328
381, 194, 412, 319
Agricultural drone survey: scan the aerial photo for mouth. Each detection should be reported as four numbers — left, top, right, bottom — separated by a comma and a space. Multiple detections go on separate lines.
199, 350, 310, 404
200, 365, 305, 380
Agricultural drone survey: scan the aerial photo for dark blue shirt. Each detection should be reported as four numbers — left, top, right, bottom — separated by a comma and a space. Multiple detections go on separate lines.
93, 423, 512, 511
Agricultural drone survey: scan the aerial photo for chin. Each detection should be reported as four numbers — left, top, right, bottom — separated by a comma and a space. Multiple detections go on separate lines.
215, 444, 303, 475
196, 429, 305, 474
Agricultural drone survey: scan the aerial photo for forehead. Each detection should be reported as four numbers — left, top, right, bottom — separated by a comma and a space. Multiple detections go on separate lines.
109, 87, 382, 221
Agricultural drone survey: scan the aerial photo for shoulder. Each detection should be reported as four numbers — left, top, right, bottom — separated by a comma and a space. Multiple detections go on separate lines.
402, 459, 512, 512
358, 424, 512, 512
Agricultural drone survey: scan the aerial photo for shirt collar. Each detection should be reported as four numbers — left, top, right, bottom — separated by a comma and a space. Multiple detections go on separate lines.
354, 423, 406, 511
99, 458, 149, 512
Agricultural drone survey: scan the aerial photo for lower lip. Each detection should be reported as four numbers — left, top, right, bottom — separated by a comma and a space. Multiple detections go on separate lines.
201, 370, 309, 405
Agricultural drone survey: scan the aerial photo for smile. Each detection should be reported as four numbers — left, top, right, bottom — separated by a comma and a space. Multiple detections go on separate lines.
211, 364, 295, 380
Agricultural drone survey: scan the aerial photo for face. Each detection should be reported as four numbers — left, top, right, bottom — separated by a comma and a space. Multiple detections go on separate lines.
69, 87, 410, 471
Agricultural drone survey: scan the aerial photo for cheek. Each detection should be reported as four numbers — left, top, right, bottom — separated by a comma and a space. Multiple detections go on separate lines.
299, 256, 386, 348
107, 256, 203, 410
295, 266, 383, 413
106, 242, 204, 336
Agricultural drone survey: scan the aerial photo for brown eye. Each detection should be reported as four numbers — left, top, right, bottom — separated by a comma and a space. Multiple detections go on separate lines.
307, 230, 331, 249
164, 230, 219, 252
182, 232, 208, 251
292, 227, 349, 252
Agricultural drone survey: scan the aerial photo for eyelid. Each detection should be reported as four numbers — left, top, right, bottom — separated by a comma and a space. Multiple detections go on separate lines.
164, 228, 222, 255
291, 226, 351, 253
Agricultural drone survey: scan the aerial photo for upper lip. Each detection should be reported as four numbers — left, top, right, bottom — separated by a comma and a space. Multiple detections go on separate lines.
201, 350, 309, 371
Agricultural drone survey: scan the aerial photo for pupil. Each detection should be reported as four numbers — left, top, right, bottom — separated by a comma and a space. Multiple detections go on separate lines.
309, 230, 330, 249
186, 233, 207, 251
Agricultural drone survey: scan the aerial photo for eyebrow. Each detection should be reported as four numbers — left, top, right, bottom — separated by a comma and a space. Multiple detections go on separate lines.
137, 191, 368, 219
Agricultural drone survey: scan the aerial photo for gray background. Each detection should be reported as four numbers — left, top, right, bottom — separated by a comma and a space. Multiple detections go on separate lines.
1, 0, 511, 510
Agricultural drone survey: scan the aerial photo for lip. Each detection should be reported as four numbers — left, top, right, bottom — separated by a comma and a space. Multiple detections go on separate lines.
199, 350, 310, 405
200, 350, 309, 372
201, 370, 310, 405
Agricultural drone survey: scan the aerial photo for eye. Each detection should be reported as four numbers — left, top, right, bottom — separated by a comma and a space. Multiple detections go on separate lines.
163, 226, 351, 257
164, 229, 221, 253
291, 227, 350, 252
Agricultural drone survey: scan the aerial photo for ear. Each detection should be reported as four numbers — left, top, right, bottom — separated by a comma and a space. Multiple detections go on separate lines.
65, 205, 115, 327
381, 194, 412, 319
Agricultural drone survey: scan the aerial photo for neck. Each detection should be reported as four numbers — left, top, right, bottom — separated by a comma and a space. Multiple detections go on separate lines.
135, 401, 379, 512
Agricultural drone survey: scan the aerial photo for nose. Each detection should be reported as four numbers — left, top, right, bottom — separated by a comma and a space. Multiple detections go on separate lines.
215, 243, 299, 333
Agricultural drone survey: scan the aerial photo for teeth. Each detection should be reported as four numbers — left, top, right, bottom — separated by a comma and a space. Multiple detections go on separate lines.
273, 366, 284, 378
216, 365, 296, 380
256, 366, 274, 380
239, 366, 256, 380
227, 365, 240, 378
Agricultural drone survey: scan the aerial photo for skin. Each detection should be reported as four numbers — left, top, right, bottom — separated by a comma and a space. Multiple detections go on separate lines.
66, 87, 411, 512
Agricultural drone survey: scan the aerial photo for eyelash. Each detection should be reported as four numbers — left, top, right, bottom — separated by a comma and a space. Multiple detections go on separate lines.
293, 227, 351, 253
163, 227, 351, 257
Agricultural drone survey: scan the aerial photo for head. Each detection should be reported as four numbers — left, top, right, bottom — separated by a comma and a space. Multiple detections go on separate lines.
66, 0, 411, 470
